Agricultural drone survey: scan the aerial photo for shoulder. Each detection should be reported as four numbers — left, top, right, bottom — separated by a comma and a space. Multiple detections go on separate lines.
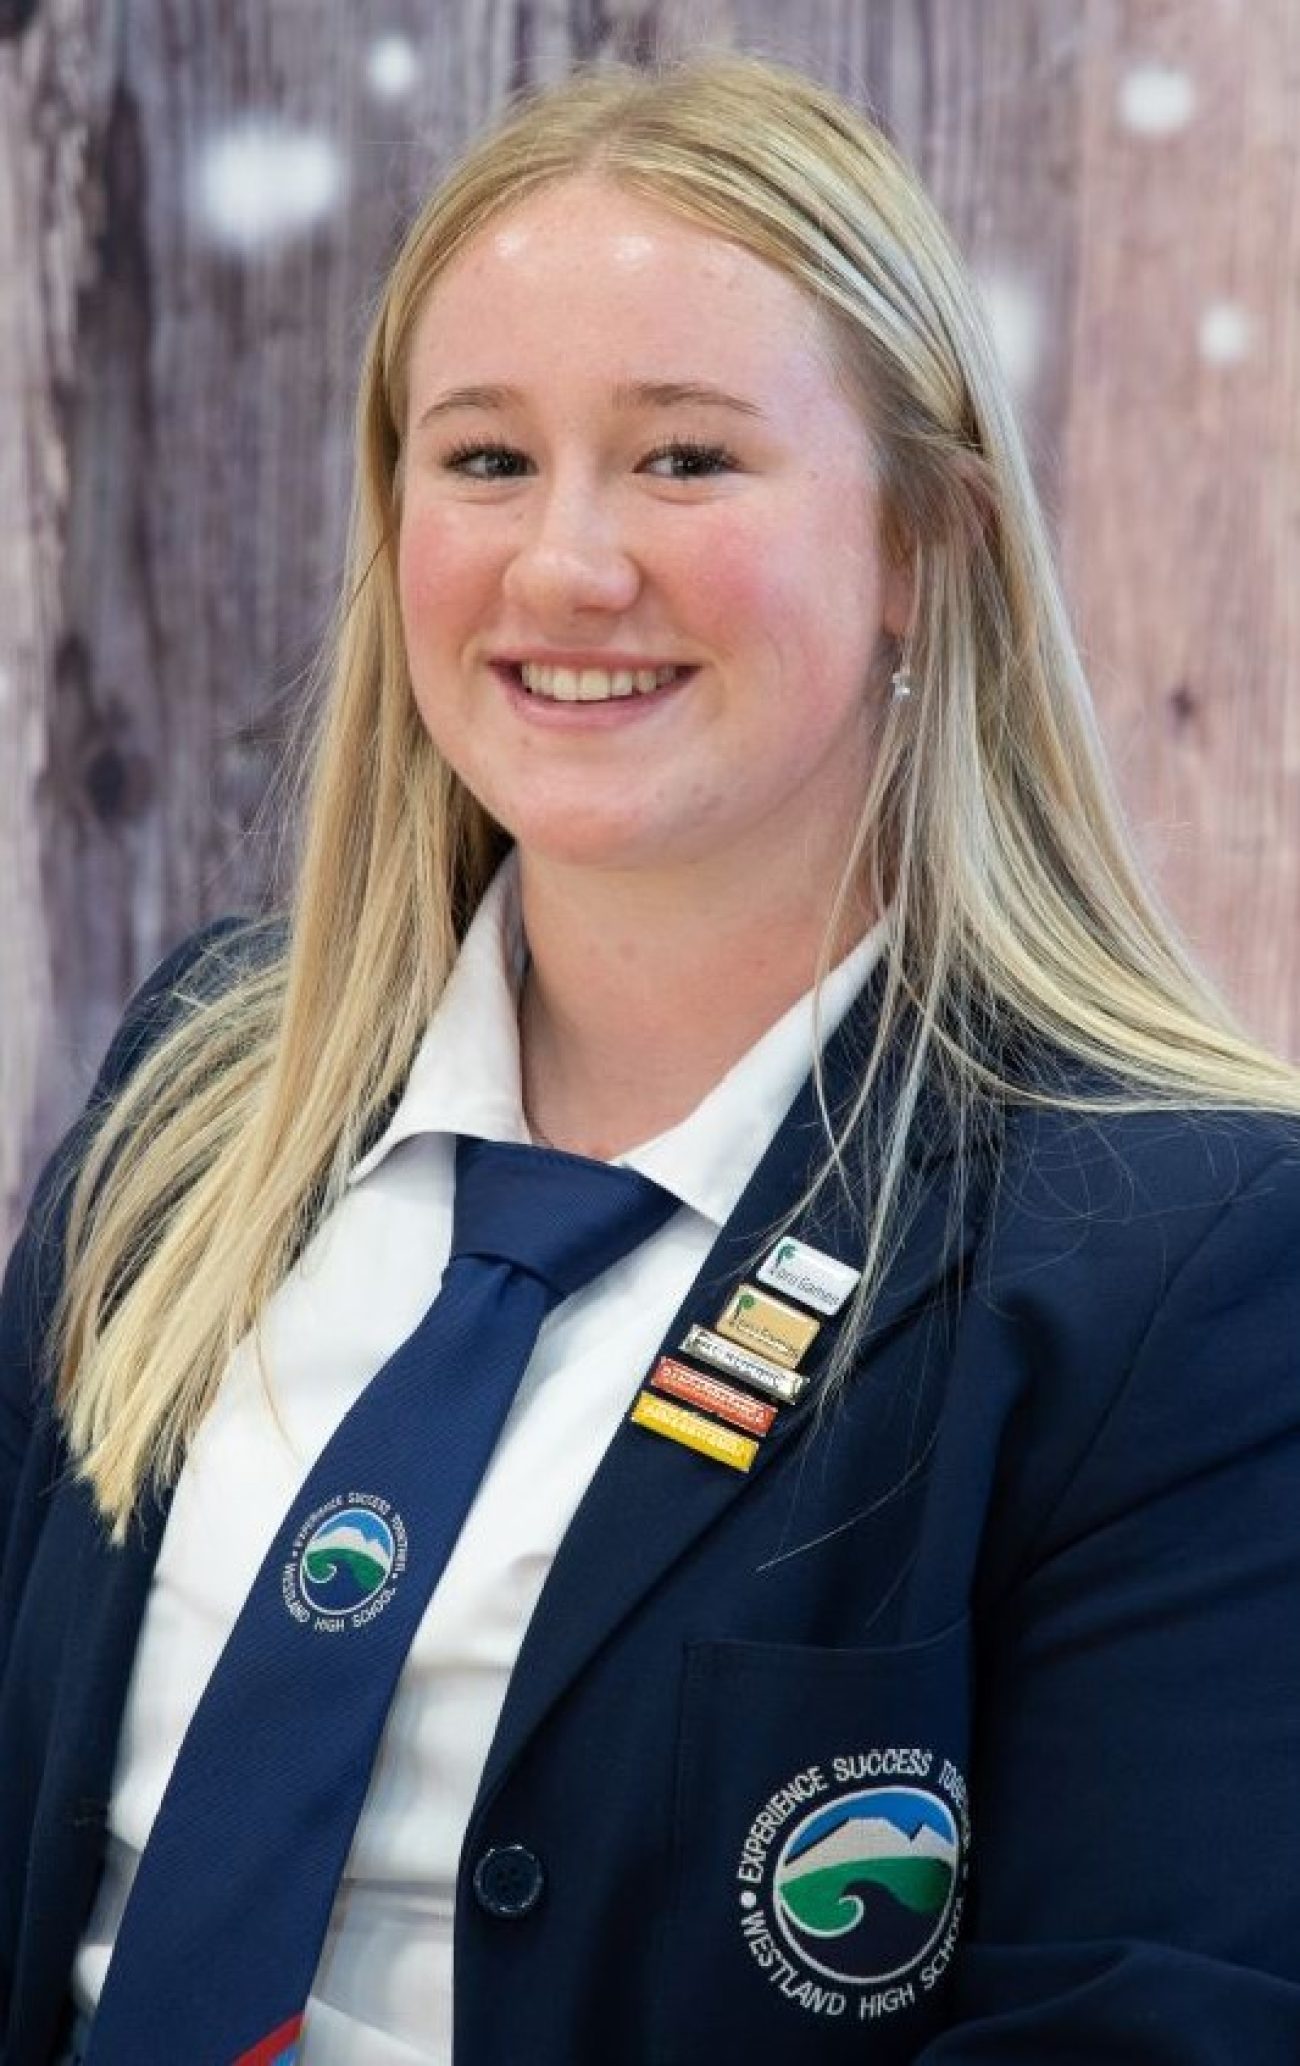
1, 917, 286, 1518
966, 1096, 1300, 1582
992, 1087, 1300, 1266
980, 1094, 1300, 1367
2, 916, 284, 1400
88, 913, 286, 1105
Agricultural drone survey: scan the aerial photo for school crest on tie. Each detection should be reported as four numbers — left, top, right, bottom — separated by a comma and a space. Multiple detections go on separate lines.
280, 1491, 409, 1634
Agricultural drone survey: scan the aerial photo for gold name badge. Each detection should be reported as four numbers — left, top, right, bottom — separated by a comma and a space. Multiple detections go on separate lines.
630, 1391, 759, 1472
715, 1285, 820, 1370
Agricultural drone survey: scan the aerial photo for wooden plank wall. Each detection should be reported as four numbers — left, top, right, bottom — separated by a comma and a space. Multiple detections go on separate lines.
2, 0, 1297, 1243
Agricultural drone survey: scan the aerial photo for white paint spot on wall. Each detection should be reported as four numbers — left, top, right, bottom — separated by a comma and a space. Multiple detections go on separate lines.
975, 271, 1042, 395
193, 123, 346, 253
1199, 301, 1253, 365
1119, 65, 1196, 136
367, 36, 419, 100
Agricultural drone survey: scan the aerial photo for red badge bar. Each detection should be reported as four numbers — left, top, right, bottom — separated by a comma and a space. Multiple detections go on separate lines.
650, 1355, 778, 1437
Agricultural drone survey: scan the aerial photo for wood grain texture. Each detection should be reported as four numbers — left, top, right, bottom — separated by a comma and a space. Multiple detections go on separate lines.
0, 0, 97, 1225
1061, 0, 1300, 1048
2, 0, 1297, 1245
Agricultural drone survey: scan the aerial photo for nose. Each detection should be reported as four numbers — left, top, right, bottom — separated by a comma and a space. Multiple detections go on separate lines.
500, 478, 642, 620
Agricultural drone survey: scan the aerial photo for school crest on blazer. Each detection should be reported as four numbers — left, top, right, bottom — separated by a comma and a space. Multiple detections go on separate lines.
736, 1750, 970, 2025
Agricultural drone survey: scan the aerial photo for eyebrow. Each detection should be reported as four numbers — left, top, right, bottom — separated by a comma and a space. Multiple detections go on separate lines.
416, 379, 767, 428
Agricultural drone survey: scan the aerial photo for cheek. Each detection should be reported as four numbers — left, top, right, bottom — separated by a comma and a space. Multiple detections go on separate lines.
396, 516, 477, 762
397, 505, 486, 635
689, 504, 875, 664
676, 518, 806, 645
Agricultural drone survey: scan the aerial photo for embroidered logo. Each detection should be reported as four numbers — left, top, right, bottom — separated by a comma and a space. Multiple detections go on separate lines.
280, 1492, 408, 1634
737, 1754, 969, 2023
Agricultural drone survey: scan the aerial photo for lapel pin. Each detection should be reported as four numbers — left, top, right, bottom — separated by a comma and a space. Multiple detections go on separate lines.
715, 1285, 820, 1370
757, 1236, 861, 1316
630, 1391, 759, 1472
649, 1355, 778, 1437
679, 1325, 807, 1404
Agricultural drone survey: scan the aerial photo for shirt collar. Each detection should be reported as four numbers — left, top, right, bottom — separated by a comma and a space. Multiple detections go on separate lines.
348, 853, 886, 1227
348, 856, 531, 1186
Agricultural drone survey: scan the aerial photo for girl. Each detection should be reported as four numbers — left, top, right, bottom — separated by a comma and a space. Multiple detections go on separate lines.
4, 51, 1299, 2066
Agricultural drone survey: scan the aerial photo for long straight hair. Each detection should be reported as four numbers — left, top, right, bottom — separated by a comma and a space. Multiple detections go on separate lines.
51, 52, 1300, 1538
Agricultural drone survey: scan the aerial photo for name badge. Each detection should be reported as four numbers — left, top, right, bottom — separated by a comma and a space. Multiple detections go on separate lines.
679, 1326, 807, 1404
715, 1285, 820, 1370
650, 1355, 778, 1436
631, 1391, 759, 1472
757, 1236, 860, 1316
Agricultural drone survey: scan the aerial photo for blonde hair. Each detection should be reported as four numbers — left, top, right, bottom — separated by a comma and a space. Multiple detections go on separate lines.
51, 51, 1300, 1538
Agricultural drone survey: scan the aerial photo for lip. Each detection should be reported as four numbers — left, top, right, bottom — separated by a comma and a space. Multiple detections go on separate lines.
490, 651, 697, 671
489, 659, 698, 725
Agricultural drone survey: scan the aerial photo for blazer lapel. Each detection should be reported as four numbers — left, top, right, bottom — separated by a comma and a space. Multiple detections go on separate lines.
476, 983, 994, 1808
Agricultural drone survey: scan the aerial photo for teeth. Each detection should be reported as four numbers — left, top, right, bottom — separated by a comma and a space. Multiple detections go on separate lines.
519, 663, 682, 701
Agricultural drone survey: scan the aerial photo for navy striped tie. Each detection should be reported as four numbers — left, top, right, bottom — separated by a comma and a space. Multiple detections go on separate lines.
85, 1137, 676, 2066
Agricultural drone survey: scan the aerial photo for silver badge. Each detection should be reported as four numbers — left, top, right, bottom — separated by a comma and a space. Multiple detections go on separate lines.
679, 1325, 807, 1404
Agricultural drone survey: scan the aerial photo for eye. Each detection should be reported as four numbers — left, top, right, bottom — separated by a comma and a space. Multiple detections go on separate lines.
441, 440, 531, 480
641, 438, 739, 479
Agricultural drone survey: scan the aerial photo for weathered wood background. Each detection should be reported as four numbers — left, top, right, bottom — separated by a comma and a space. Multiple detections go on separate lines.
3, 0, 1298, 1242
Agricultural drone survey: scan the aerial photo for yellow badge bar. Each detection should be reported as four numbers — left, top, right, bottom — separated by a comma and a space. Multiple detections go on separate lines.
715, 1285, 820, 1370
630, 1391, 759, 1472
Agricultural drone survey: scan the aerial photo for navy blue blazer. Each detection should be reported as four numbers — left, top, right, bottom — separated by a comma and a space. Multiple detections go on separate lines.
4, 926, 1300, 2066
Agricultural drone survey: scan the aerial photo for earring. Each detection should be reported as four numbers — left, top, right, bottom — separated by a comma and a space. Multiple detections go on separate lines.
890, 664, 913, 702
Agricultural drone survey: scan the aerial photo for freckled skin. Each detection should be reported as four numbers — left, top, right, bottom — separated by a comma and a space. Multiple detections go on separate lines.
397, 176, 910, 894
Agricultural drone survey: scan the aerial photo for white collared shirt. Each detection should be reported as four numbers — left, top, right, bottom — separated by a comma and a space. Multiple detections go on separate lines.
74, 857, 884, 2062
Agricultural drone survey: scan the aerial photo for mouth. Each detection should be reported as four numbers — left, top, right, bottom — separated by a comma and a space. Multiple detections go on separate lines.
495, 660, 697, 705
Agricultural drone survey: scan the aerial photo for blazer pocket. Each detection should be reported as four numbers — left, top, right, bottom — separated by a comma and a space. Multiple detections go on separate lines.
654, 1619, 972, 2066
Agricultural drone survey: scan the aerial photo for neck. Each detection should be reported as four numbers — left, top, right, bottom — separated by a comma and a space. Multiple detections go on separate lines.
516, 851, 874, 1160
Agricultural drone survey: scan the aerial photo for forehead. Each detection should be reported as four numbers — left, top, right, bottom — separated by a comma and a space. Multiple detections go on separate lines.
404, 177, 845, 409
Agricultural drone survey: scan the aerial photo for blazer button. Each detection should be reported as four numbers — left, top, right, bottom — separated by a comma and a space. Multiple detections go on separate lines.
473, 1843, 546, 1919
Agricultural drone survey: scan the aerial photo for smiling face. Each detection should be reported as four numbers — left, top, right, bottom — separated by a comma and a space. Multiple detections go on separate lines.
396, 176, 910, 896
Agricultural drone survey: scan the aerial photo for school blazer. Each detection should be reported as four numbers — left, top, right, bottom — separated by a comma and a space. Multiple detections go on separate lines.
3, 924, 1300, 2066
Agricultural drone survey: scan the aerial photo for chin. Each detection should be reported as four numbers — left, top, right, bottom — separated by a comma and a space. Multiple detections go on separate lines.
515, 830, 653, 872
506, 810, 683, 875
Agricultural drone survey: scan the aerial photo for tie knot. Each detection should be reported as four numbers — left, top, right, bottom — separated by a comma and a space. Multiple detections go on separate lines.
450, 1137, 677, 1301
